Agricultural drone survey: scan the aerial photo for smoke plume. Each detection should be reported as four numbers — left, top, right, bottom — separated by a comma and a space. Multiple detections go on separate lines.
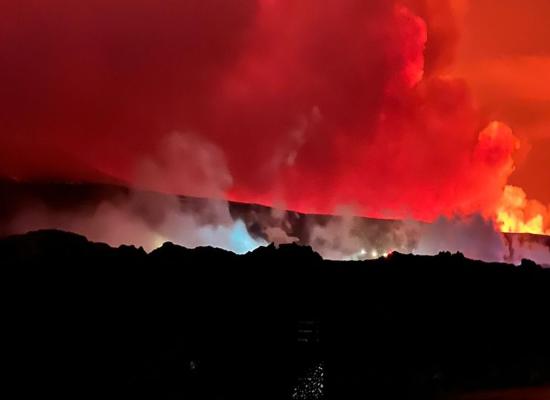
0, 0, 537, 220
1, 1, 549, 260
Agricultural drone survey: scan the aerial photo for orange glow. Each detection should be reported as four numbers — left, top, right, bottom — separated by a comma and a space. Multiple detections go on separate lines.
496, 186, 550, 235
449, 1, 550, 207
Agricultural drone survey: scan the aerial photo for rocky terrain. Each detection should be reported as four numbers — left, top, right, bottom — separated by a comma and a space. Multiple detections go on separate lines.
2, 229, 549, 399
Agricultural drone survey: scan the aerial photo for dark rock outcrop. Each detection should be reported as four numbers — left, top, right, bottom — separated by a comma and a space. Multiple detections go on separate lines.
2, 230, 549, 399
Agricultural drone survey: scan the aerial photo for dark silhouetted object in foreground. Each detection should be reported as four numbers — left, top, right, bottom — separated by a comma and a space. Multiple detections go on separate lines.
1, 230, 549, 399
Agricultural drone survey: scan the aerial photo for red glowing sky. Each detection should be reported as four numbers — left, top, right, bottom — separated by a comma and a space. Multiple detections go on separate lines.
0, 1, 548, 225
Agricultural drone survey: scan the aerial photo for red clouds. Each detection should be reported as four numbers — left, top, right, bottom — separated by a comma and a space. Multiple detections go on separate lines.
0, 1, 529, 221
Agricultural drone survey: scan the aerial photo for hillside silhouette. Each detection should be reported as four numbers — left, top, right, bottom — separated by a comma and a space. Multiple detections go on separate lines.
2, 230, 549, 399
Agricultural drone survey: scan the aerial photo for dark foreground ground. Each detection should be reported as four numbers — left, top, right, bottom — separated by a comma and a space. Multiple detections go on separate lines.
2, 230, 550, 399
451, 386, 550, 399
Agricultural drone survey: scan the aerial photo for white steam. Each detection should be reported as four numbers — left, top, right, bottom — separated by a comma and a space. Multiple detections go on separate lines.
6, 192, 266, 253
1, 132, 548, 265
5, 132, 266, 254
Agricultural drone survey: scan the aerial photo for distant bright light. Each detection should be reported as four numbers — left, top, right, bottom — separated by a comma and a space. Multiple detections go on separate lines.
371, 250, 378, 258
152, 234, 166, 250
229, 219, 266, 254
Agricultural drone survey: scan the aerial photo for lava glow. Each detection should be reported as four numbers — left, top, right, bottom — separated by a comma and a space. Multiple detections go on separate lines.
0, 1, 549, 248
497, 186, 550, 236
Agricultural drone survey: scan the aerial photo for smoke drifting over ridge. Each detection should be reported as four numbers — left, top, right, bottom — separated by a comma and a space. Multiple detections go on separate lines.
1, 1, 541, 219
1, 1, 549, 256
1, 180, 549, 266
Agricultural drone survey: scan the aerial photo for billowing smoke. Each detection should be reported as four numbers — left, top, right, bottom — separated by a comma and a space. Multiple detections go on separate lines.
0, 0, 534, 221
2, 181, 549, 265
6, 191, 266, 254
258, 209, 549, 265
0, 1, 548, 261
415, 216, 510, 262
2, 132, 266, 254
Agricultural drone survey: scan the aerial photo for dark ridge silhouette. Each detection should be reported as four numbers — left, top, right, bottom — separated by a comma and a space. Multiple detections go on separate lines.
2, 180, 550, 266
0, 179, 407, 237
2, 229, 550, 399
